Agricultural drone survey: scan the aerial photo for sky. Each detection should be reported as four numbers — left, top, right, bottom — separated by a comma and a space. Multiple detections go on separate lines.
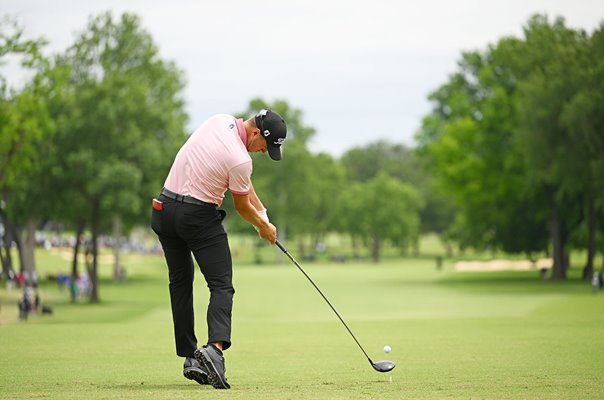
1, 0, 603, 156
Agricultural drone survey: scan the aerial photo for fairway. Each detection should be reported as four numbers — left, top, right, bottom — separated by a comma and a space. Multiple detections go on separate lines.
1, 250, 603, 399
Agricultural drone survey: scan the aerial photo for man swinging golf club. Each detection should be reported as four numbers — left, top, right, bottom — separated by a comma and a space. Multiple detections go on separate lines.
151, 109, 286, 389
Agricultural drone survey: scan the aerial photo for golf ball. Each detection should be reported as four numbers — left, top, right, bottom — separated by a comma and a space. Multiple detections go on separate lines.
383, 345, 391, 353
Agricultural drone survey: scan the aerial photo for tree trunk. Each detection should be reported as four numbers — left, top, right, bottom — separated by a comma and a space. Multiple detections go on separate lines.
0, 219, 14, 277
71, 221, 85, 278
351, 236, 359, 259
71, 221, 85, 302
90, 202, 100, 303
0, 246, 7, 276
582, 198, 596, 281
112, 216, 124, 282
0, 194, 9, 276
550, 199, 567, 280
371, 236, 381, 263
412, 238, 420, 257
20, 220, 37, 285
297, 238, 306, 260
13, 225, 25, 273
254, 239, 263, 265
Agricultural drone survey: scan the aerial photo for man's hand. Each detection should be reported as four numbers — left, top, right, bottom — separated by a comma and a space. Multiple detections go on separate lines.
232, 193, 277, 245
258, 222, 277, 244
253, 209, 276, 244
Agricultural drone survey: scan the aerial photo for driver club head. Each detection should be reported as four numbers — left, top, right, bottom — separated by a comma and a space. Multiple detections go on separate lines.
371, 360, 396, 373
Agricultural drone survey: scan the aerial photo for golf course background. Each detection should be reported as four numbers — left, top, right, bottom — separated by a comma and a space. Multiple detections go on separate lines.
2, 8, 604, 400
1, 239, 603, 400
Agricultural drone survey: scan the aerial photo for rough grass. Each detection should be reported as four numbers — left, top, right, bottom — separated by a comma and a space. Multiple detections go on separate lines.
1, 248, 603, 399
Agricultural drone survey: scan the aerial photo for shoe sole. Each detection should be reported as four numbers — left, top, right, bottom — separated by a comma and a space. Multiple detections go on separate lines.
194, 348, 230, 389
183, 367, 209, 385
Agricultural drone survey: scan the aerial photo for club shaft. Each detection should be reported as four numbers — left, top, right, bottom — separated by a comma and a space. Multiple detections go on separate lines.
276, 240, 372, 363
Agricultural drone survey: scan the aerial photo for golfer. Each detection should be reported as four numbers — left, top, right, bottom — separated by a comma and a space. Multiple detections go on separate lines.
151, 109, 287, 389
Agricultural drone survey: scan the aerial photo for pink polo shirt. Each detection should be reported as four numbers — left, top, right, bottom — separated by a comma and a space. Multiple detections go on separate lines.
163, 114, 252, 206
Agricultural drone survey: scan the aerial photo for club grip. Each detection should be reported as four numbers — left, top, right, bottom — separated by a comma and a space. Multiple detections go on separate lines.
275, 240, 287, 253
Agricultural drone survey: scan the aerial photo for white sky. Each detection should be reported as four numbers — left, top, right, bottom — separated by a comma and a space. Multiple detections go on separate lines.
1, 0, 603, 156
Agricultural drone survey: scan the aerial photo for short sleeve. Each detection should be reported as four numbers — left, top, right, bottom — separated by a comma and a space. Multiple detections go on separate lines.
228, 161, 252, 195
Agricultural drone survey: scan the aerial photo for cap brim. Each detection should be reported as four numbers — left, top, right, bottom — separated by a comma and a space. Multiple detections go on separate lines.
267, 145, 282, 161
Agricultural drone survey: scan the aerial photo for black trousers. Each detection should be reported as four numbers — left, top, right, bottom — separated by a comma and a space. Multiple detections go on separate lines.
151, 193, 234, 357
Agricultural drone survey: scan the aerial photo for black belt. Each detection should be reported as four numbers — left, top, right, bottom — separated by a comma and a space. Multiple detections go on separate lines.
160, 188, 216, 207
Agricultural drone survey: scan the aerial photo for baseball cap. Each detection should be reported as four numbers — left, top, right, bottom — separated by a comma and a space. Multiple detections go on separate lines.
255, 109, 287, 161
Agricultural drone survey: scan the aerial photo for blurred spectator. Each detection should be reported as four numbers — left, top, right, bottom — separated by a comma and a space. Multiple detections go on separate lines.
70, 274, 79, 302
15, 271, 25, 287
6, 270, 16, 290
592, 271, 602, 293
56, 273, 70, 290
33, 286, 41, 313
17, 284, 51, 318
78, 272, 91, 297
18, 286, 34, 320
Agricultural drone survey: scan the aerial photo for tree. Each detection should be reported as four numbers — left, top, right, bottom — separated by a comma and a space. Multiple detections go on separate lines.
415, 15, 601, 277
305, 152, 346, 254
335, 173, 422, 262
558, 22, 604, 279
514, 16, 592, 279
49, 12, 187, 301
342, 141, 456, 252
417, 38, 550, 257
0, 17, 52, 280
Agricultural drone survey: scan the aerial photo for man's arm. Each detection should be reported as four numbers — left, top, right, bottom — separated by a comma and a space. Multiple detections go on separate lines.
231, 192, 276, 244
247, 182, 266, 212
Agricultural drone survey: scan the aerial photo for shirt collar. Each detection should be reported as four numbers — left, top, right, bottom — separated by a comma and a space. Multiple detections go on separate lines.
235, 118, 247, 147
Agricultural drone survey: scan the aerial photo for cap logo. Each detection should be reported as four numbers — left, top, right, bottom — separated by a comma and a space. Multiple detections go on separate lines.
274, 138, 285, 145
263, 129, 271, 137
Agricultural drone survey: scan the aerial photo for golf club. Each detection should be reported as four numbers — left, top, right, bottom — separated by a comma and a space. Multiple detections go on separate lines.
275, 240, 396, 373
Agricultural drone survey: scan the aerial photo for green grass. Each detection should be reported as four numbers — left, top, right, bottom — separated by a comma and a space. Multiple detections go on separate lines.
1, 248, 603, 399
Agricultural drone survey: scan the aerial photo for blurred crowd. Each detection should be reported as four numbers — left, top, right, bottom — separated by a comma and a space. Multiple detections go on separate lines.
1, 270, 53, 320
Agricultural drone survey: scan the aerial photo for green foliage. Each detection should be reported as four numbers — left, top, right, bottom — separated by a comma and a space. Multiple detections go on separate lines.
415, 14, 602, 265
50, 11, 188, 232
341, 141, 451, 237
0, 11, 191, 300
335, 173, 423, 261
340, 141, 426, 185
515, 16, 590, 193
242, 97, 316, 145
0, 17, 51, 197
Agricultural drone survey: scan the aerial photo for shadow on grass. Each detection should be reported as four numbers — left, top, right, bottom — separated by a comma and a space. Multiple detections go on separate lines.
435, 270, 589, 294
95, 382, 204, 391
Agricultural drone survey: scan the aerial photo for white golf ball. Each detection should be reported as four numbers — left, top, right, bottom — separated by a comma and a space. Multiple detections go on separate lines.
383, 345, 391, 353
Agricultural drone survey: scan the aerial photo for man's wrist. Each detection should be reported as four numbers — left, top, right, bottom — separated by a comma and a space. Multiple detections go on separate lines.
254, 209, 269, 232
